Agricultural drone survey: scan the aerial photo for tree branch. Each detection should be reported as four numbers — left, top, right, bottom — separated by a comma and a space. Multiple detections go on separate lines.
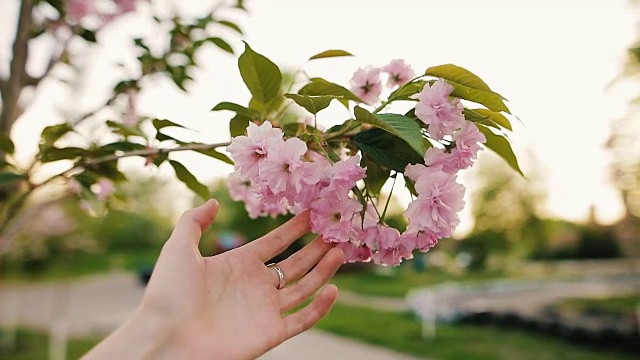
81, 141, 231, 167
0, 0, 34, 136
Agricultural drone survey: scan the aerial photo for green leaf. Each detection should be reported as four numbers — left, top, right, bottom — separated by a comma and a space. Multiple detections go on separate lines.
209, 37, 234, 54
0, 133, 15, 154
477, 125, 523, 176
211, 102, 260, 119
41, 123, 73, 146
404, 175, 418, 197
354, 107, 425, 156
0, 172, 24, 185
152, 119, 187, 131
362, 155, 389, 197
230, 115, 250, 137
449, 82, 510, 114
238, 43, 282, 105
194, 146, 234, 165
464, 108, 512, 131
152, 152, 169, 167
284, 94, 338, 114
106, 120, 145, 138
308, 49, 353, 60
388, 81, 426, 101
40, 147, 87, 163
86, 162, 127, 182
425, 64, 510, 113
217, 20, 243, 34
299, 77, 362, 106
463, 108, 498, 129
79, 28, 97, 42
169, 160, 210, 200
100, 141, 146, 153
353, 128, 424, 172
425, 64, 494, 92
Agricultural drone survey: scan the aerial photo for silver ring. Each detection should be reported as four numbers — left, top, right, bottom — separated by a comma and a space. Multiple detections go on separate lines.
266, 263, 285, 289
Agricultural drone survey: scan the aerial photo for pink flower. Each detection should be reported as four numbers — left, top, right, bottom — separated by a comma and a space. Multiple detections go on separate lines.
350, 66, 383, 105
361, 224, 399, 249
95, 178, 115, 201
401, 230, 438, 252
415, 79, 465, 140
260, 137, 307, 194
361, 224, 413, 266
454, 121, 486, 155
115, 0, 137, 13
310, 188, 362, 243
404, 169, 465, 238
227, 121, 284, 179
372, 243, 413, 266
227, 172, 252, 201
330, 155, 366, 189
67, 0, 94, 20
338, 241, 373, 263
382, 59, 415, 88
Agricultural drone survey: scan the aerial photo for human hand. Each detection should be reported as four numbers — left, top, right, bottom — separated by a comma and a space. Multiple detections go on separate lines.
83, 199, 344, 360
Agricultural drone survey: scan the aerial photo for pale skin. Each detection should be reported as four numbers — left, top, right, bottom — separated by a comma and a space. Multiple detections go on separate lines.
83, 199, 344, 360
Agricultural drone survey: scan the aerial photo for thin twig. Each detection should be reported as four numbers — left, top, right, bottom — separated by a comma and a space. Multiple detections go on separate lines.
81, 141, 231, 167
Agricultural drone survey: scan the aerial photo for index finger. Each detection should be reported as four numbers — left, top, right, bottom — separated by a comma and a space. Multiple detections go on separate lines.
244, 210, 311, 262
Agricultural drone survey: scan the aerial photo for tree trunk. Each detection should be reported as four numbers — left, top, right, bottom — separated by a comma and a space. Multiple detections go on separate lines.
0, 0, 33, 140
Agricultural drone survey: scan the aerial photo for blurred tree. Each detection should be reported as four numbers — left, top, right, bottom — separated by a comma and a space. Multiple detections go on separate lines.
0, 0, 247, 252
468, 151, 547, 259
607, 0, 640, 256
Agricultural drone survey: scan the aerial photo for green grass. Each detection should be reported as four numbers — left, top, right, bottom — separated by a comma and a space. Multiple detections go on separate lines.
1, 248, 160, 282
553, 294, 640, 317
316, 303, 638, 360
333, 264, 506, 297
0, 329, 101, 360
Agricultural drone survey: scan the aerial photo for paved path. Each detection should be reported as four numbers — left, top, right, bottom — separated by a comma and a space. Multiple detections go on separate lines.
0, 273, 423, 359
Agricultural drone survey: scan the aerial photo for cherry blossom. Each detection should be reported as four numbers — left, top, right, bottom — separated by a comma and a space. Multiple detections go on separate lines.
226, 121, 284, 179
350, 66, 383, 105
382, 59, 415, 88
415, 79, 465, 139
226, 59, 498, 267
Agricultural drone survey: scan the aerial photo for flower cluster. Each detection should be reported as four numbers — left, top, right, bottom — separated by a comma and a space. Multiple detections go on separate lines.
350, 59, 415, 105
228, 62, 488, 266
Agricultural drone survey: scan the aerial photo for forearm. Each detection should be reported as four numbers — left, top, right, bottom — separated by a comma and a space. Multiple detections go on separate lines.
82, 306, 175, 360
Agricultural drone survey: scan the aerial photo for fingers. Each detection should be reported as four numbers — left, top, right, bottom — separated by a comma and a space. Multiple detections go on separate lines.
168, 199, 219, 247
277, 236, 333, 284
283, 284, 338, 339
244, 210, 311, 262
279, 247, 344, 312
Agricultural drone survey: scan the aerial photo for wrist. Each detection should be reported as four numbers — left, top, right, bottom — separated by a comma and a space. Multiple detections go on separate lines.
82, 305, 177, 360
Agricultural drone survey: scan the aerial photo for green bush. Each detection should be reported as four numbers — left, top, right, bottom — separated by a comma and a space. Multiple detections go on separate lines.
92, 210, 171, 251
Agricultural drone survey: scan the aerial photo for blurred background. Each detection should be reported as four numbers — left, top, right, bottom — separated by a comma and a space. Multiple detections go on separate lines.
0, 0, 639, 359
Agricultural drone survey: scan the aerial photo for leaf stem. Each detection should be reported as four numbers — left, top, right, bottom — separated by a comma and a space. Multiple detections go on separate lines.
379, 172, 397, 222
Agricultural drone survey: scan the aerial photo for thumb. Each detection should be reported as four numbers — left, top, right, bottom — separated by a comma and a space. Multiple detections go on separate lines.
168, 199, 219, 247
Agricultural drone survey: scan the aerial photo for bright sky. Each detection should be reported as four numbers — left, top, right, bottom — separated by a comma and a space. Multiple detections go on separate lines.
1, 0, 637, 231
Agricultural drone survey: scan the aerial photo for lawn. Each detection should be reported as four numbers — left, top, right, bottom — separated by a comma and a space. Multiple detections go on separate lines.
316, 303, 638, 360
552, 294, 640, 317
332, 264, 506, 298
0, 329, 100, 360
